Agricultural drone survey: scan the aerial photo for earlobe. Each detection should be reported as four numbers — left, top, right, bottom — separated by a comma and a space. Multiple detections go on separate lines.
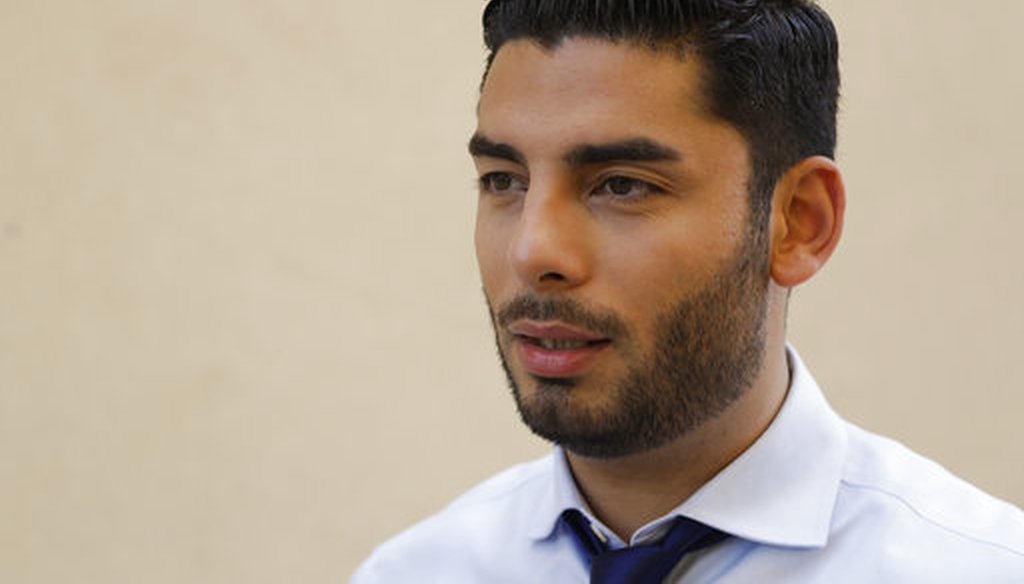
769, 156, 846, 288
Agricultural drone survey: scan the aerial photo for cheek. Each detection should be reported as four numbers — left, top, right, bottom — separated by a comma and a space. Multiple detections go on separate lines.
595, 224, 731, 313
593, 233, 682, 332
474, 213, 509, 293
598, 224, 699, 281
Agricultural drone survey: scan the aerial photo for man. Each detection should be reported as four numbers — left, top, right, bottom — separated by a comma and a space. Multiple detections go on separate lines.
352, 1, 1024, 582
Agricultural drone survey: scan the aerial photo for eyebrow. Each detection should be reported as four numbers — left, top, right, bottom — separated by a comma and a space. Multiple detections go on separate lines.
468, 134, 526, 165
468, 133, 680, 168
565, 138, 681, 167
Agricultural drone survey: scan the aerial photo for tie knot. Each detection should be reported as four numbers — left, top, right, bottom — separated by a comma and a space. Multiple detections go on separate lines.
560, 509, 729, 584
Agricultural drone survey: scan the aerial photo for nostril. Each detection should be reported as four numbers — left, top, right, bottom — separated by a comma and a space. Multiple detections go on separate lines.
539, 272, 567, 282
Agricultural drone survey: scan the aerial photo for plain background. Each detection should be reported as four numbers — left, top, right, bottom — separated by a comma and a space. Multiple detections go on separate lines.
1, 1, 1021, 582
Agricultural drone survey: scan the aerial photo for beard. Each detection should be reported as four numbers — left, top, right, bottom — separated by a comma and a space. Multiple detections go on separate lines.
489, 224, 771, 459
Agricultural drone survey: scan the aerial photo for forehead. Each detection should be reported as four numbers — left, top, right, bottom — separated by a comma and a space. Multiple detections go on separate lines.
477, 38, 733, 159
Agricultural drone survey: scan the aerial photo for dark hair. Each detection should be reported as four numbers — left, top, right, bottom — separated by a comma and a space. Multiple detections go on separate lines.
480, 0, 840, 225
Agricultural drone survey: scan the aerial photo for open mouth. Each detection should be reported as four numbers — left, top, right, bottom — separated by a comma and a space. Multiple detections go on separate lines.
511, 332, 611, 378
518, 336, 610, 351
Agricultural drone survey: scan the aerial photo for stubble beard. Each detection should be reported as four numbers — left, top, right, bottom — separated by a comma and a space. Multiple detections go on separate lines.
489, 224, 771, 459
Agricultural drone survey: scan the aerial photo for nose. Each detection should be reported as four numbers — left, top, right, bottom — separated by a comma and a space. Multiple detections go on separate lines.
510, 184, 592, 291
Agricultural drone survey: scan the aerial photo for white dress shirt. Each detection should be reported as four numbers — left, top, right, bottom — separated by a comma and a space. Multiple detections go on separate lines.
351, 348, 1024, 582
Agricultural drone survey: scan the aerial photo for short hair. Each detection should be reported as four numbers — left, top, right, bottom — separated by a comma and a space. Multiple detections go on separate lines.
480, 0, 840, 225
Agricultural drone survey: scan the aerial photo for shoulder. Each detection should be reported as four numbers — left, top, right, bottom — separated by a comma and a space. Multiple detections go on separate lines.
832, 422, 1024, 576
438, 452, 555, 515
350, 454, 557, 584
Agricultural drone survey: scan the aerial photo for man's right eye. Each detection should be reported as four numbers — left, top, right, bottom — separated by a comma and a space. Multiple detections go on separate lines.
479, 172, 526, 194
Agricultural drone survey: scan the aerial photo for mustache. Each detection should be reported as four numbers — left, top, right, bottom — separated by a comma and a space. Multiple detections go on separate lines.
495, 294, 629, 338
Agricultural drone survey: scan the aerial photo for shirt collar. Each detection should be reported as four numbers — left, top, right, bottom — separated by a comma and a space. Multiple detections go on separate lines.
677, 346, 846, 548
527, 444, 590, 541
526, 345, 847, 549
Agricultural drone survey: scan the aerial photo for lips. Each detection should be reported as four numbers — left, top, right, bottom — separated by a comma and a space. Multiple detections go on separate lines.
508, 321, 611, 378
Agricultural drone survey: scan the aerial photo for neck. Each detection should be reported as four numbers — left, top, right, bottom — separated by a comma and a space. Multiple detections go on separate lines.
564, 338, 790, 542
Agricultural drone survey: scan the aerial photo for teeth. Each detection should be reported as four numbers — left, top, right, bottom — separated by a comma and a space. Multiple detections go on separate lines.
537, 338, 591, 350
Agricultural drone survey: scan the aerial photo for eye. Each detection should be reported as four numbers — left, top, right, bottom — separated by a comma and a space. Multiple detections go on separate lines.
593, 176, 663, 199
479, 172, 527, 195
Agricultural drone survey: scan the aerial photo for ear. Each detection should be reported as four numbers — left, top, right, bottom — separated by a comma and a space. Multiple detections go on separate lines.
768, 156, 846, 288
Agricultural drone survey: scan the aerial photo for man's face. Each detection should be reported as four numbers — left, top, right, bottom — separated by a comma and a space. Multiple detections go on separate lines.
472, 38, 771, 459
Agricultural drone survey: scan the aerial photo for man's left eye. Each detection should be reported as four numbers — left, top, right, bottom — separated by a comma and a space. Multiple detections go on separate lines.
595, 176, 660, 198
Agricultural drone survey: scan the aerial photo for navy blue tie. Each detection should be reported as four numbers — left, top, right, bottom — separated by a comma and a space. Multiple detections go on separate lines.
561, 509, 729, 583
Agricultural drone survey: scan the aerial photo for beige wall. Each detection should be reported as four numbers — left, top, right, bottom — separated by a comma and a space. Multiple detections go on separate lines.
1, 1, 1020, 582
